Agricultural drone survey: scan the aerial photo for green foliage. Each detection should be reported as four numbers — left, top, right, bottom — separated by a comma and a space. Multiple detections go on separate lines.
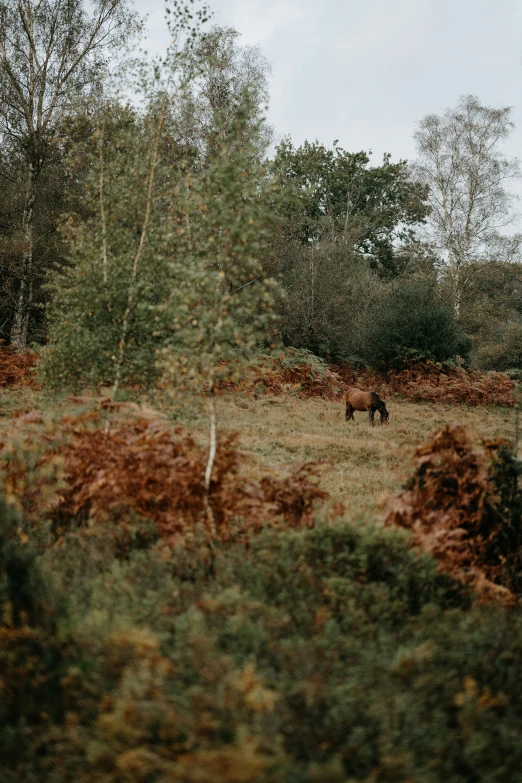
364, 279, 471, 370
273, 139, 429, 275
0, 498, 66, 766
0, 498, 50, 627
487, 443, 522, 595
0, 0, 139, 350
168, 25, 273, 163
458, 262, 522, 343
277, 241, 381, 361
475, 320, 522, 371
5, 518, 522, 781
42, 48, 276, 395
41, 101, 181, 390
277, 347, 331, 374
277, 256, 469, 370
158, 93, 277, 395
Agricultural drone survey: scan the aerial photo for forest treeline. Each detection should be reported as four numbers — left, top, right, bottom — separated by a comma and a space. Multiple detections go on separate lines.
1, 0, 522, 388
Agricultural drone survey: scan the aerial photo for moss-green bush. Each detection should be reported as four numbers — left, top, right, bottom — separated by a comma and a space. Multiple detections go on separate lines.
474, 319, 522, 372
0, 499, 69, 769
5, 516, 522, 782
365, 279, 471, 370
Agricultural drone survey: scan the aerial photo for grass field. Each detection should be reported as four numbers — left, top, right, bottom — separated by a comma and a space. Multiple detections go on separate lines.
196, 393, 516, 522
0, 384, 516, 523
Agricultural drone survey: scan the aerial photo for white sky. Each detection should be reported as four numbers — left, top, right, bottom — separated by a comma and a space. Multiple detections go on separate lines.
136, 0, 522, 197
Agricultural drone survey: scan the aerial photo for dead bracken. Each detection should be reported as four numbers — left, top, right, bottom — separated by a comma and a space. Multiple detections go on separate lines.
0, 343, 39, 389
385, 425, 522, 605
0, 400, 330, 548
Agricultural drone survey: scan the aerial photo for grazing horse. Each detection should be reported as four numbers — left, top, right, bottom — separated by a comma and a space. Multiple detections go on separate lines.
345, 387, 389, 427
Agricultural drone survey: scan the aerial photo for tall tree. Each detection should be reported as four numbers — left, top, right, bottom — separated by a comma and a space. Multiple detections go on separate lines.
164, 25, 272, 166
414, 94, 522, 317
273, 139, 429, 275
0, 0, 136, 350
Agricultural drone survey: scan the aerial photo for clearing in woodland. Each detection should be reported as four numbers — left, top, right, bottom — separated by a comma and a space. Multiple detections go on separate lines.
0, 382, 515, 524
192, 393, 515, 522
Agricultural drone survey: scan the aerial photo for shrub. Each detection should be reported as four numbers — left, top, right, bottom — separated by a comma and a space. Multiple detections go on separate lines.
385, 425, 522, 603
474, 320, 522, 372
364, 279, 470, 370
335, 360, 515, 406
8, 522, 522, 782
217, 351, 515, 407
0, 498, 67, 766
277, 242, 382, 362
0, 401, 329, 549
384, 362, 515, 406
0, 344, 39, 388
216, 348, 344, 399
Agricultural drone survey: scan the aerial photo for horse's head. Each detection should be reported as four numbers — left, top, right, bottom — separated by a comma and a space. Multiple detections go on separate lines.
379, 406, 389, 425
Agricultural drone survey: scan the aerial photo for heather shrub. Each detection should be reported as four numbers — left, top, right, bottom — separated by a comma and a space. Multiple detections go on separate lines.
5, 518, 522, 782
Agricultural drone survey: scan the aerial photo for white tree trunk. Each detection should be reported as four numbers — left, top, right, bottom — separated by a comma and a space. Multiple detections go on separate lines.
10, 166, 35, 351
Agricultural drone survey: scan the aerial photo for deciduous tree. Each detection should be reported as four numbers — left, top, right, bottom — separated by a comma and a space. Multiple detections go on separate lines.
414, 95, 522, 317
0, 0, 137, 349
273, 139, 429, 275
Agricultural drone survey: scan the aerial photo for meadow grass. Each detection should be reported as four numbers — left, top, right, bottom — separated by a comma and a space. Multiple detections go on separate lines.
1, 383, 516, 524
209, 393, 516, 522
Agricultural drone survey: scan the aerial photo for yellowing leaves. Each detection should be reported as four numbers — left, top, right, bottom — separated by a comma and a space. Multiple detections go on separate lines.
454, 676, 508, 711
230, 664, 278, 713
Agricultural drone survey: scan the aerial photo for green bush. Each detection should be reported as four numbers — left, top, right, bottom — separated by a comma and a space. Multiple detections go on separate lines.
364, 279, 471, 370
278, 243, 382, 362
7, 518, 522, 782
474, 320, 522, 372
0, 499, 68, 768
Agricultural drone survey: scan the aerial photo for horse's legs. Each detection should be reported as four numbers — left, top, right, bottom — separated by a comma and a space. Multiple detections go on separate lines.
345, 403, 354, 421
369, 408, 375, 427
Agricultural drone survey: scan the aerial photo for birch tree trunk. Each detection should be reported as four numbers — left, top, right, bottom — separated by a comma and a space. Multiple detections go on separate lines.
10, 164, 36, 351
1, 0, 135, 351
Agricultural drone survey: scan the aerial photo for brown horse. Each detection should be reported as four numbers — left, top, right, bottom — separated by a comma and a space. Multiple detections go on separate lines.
345, 388, 389, 427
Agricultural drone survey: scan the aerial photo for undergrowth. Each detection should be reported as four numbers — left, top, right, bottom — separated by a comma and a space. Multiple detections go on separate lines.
386, 425, 522, 604
218, 352, 515, 407
336, 361, 515, 406
215, 348, 343, 400
0, 382, 521, 780
0, 344, 39, 389
0, 399, 330, 549
2, 505, 522, 782
1, 344, 514, 407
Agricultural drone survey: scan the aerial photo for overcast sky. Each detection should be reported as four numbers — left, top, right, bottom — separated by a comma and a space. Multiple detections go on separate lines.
137, 0, 522, 184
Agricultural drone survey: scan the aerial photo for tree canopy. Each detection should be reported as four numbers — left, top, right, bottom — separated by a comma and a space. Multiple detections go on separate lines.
273, 139, 430, 275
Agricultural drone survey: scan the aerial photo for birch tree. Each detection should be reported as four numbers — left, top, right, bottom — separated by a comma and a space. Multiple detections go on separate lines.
414, 95, 521, 317
0, 0, 136, 350
165, 25, 272, 165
